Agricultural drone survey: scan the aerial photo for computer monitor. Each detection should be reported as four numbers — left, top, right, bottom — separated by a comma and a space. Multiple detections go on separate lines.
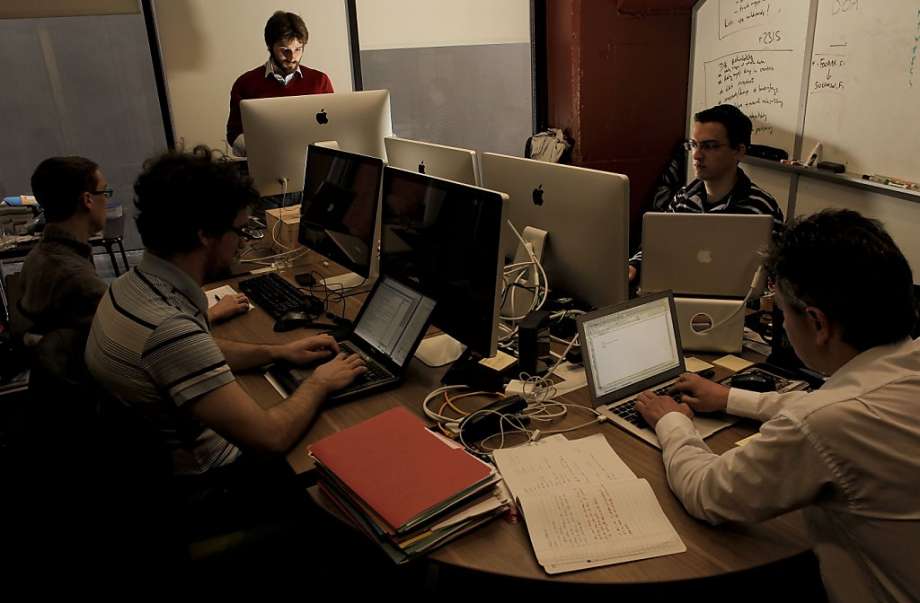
380, 167, 508, 359
383, 136, 479, 186
298, 144, 384, 283
241, 90, 392, 196
479, 153, 630, 310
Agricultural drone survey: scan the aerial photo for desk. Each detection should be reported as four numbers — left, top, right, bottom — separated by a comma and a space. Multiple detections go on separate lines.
211, 256, 812, 588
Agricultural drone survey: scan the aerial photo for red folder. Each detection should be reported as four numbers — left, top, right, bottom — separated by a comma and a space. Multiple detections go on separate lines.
308, 406, 493, 531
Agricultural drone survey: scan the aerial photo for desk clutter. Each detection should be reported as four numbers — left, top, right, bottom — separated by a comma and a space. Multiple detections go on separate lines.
308, 406, 511, 564
493, 434, 685, 574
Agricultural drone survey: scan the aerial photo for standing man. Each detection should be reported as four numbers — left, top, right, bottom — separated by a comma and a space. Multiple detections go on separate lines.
635, 210, 920, 602
629, 104, 784, 283
226, 11, 334, 156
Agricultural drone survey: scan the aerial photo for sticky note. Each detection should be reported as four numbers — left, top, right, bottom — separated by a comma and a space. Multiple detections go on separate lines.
685, 357, 714, 373
713, 355, 754, 372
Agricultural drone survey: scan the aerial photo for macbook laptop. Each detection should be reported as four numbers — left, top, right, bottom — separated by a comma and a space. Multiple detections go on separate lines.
267, 276, 436, 403
641, 213, 772, 298
577, 291, 738, 449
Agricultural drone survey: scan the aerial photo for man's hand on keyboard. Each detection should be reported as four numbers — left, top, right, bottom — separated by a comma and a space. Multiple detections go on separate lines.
635, 391, 693, 428
308, 352, 368, 394
276, 334, 341, 366
671, 372, 730, 414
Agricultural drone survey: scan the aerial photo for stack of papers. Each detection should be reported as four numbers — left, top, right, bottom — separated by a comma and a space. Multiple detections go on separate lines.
308, 406, 511, 563
493, 434, 685, 574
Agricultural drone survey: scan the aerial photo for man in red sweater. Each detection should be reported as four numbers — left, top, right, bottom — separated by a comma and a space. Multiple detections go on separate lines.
227, 11, 334, 156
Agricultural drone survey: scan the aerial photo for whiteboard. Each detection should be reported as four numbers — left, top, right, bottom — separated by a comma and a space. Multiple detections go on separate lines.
802, 0, 920, 182
151, 0, 354, 151
690, 0, 814, 156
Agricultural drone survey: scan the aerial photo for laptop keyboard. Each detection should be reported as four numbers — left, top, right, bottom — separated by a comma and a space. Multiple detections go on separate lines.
340, 341, 393, 388
609, 385, 681, 429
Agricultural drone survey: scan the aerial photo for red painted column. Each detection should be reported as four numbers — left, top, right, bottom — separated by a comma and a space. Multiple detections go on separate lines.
546, 0, 695, 249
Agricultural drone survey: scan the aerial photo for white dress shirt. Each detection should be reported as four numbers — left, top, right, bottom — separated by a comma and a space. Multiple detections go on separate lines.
654, 337, 920, 603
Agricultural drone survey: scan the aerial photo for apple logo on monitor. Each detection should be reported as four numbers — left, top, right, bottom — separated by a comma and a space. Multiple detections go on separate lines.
696, 249, 713, 264
418, 161, 426, 174
532, 185, 545, 206
315, 110, 329, 125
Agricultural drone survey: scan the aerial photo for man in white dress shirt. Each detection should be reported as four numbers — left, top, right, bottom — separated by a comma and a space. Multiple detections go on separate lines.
636, 209, 920, 603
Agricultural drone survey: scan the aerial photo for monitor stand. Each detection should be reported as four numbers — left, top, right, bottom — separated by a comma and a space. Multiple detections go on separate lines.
415, 333, 466, 367
503, 226, 548, 319
321, 271, 366, 290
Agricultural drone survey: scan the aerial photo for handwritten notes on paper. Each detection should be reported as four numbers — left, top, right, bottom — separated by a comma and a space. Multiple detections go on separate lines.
492, 434, 685, 574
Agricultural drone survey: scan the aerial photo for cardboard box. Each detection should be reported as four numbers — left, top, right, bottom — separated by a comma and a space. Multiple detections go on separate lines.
265, 206, 301, 252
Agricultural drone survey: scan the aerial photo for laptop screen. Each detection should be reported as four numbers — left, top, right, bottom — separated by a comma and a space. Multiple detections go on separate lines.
582, 295, 681, 399
353, 278, 436, 367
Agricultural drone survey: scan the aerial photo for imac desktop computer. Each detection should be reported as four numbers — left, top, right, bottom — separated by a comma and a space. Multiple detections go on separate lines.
241, 90, 392, 196
298, 144, 385, 290
383, 136, 480, 186
379, 167, 508, 366
479, 153, 630, 313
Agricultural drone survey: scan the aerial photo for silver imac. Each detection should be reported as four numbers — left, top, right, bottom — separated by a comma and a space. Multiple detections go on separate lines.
479, 152, 630, 310
241, 90, 393, 197
383, 136, 479, 186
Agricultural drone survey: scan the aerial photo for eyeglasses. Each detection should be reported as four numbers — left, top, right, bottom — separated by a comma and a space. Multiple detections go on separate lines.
229, 225, 255, 240
228, 225, 263, 241
276, 45, 304, 55
683, 140, 730, 152
94, 188, 114, 199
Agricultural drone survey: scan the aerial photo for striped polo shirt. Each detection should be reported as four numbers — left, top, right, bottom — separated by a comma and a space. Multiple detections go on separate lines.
85, 252, 240, 475
630, 167, 784, 266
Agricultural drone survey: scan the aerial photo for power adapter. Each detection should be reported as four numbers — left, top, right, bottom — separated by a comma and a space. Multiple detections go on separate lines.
459, 395, 528, 442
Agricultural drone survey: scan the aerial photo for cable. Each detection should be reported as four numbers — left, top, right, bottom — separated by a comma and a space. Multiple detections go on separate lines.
499, 220, 549, 322
697, 266, 764, 334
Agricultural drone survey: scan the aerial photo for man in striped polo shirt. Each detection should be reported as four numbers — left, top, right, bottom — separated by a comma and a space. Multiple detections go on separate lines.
85, 147, 366, 478
629, 104, 784, 284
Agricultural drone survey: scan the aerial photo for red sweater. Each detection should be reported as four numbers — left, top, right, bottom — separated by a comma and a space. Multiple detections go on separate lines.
226, 64, 334, 144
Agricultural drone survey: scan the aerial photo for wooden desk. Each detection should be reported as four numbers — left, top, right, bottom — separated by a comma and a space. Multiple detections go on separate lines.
211, 258, 812, 587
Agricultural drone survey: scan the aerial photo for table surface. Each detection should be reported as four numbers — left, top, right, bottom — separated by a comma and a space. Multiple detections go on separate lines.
210, 250, 810, 585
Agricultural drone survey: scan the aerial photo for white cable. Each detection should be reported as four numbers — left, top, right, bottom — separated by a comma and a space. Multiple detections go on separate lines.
499, 220, 549, 322
698, 266, 764, 334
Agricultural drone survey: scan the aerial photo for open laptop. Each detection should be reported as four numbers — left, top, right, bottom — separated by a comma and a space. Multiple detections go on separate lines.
577, 291, 738, 449
267, 276, 436, 403
641, 213, 772, 298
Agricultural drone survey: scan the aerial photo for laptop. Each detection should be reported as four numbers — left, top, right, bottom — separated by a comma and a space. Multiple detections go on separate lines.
641, 213, 773, 298
577, 291, 738, 449
267, 276, 436, 403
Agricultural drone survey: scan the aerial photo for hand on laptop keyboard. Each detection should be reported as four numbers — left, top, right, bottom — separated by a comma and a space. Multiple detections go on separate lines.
275, 334, 341, 366
634, 387, 694, 429
306, 352, 367, 394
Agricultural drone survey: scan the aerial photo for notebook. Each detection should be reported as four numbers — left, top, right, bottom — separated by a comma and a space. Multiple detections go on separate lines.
577, 291, 738, 449
641, 212, 772, 298
267, 276, 436, 403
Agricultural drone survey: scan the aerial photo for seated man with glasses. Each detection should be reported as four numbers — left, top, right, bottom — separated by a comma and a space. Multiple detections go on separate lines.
85, 147, 365, 513
628, 103, 784, 283
635, 210, 920, 602
18, 157, 110, 351
226, 11, 333, 157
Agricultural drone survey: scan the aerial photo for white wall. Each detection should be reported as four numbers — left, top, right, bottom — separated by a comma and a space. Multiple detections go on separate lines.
356, 0, 530, 50
153, 0, 354, 150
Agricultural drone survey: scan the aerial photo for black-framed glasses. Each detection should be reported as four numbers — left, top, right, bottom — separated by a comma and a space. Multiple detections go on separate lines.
228, 225, 261, 241
94, 187, 114, 199
683, 139, 729, 152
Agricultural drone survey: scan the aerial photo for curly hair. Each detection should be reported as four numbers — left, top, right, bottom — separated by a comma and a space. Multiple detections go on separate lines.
134, 146, 258, 256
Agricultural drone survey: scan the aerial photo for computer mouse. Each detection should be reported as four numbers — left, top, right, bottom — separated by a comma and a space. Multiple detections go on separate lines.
729, 371, 776, 393
273, 310, 315, 332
